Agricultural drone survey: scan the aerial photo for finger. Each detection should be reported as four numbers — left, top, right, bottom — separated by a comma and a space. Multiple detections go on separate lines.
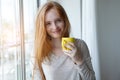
63, 50, 71, 56
64, 43, 74, 50
64, 44, 73, 50
67, 42, 76, 48
63, 49, 69, 53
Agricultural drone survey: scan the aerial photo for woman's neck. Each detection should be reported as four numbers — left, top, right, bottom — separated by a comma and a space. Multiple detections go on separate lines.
51, 38, 62, 49
51, 38, 64, 56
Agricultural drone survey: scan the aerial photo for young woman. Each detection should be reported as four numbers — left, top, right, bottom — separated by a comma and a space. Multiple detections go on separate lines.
33, 1, 96, 80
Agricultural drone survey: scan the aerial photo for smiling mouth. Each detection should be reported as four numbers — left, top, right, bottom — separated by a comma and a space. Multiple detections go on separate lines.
53, 29, 61, 33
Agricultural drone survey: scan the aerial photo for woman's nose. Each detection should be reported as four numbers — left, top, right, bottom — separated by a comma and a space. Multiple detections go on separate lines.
52, 22, 58, 29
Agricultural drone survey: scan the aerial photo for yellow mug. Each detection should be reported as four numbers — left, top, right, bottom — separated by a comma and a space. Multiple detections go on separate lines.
62, 37, 75, 50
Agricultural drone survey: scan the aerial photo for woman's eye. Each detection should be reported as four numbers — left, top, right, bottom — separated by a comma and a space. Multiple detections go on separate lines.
57, 19, 62, 22
56, 19, 63, 23
46, 22, 51, 26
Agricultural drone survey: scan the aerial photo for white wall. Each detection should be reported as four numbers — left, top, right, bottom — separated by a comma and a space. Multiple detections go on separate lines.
96, 0, 120, 80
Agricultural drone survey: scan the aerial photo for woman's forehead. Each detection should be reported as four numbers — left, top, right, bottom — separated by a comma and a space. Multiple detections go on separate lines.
45, 9, 61, 22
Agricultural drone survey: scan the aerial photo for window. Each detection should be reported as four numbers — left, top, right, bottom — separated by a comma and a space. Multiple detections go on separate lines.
0, 0, 37, 80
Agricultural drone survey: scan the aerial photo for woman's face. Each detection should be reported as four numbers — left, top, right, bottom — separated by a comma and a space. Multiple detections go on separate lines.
45, 8, 65, 39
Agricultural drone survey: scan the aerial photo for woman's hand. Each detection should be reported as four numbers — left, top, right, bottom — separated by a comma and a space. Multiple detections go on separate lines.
63, 42, 83, 65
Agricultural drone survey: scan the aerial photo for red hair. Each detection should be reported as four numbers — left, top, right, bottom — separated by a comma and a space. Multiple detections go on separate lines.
33, 1, 71, 80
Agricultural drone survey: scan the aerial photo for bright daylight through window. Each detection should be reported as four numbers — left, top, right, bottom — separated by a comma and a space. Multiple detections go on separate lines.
0, 0, 37, 80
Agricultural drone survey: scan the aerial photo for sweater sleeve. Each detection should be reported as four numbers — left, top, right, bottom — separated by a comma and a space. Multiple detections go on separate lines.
74, 39, 96, 80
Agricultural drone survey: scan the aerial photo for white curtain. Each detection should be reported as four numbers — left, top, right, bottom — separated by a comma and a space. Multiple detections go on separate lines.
82, 0, 101, 80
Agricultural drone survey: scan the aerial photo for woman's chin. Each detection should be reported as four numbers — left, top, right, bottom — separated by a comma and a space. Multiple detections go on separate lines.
51, 35, 62, 39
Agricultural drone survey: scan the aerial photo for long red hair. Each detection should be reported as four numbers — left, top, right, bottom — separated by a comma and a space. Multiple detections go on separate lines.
33, 1, 71, 80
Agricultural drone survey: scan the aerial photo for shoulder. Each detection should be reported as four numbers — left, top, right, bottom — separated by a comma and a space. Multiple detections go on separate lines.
74, 38, 90, 58
74, 38, 87, 48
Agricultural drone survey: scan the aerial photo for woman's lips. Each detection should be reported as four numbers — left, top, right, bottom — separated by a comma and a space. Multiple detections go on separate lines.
52, 29, 61, 33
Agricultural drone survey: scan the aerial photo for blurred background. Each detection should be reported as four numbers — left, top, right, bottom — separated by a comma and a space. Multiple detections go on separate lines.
0, 0, 120, 80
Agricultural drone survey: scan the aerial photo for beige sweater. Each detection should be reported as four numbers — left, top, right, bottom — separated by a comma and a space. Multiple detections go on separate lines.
33, 39, 96, 80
